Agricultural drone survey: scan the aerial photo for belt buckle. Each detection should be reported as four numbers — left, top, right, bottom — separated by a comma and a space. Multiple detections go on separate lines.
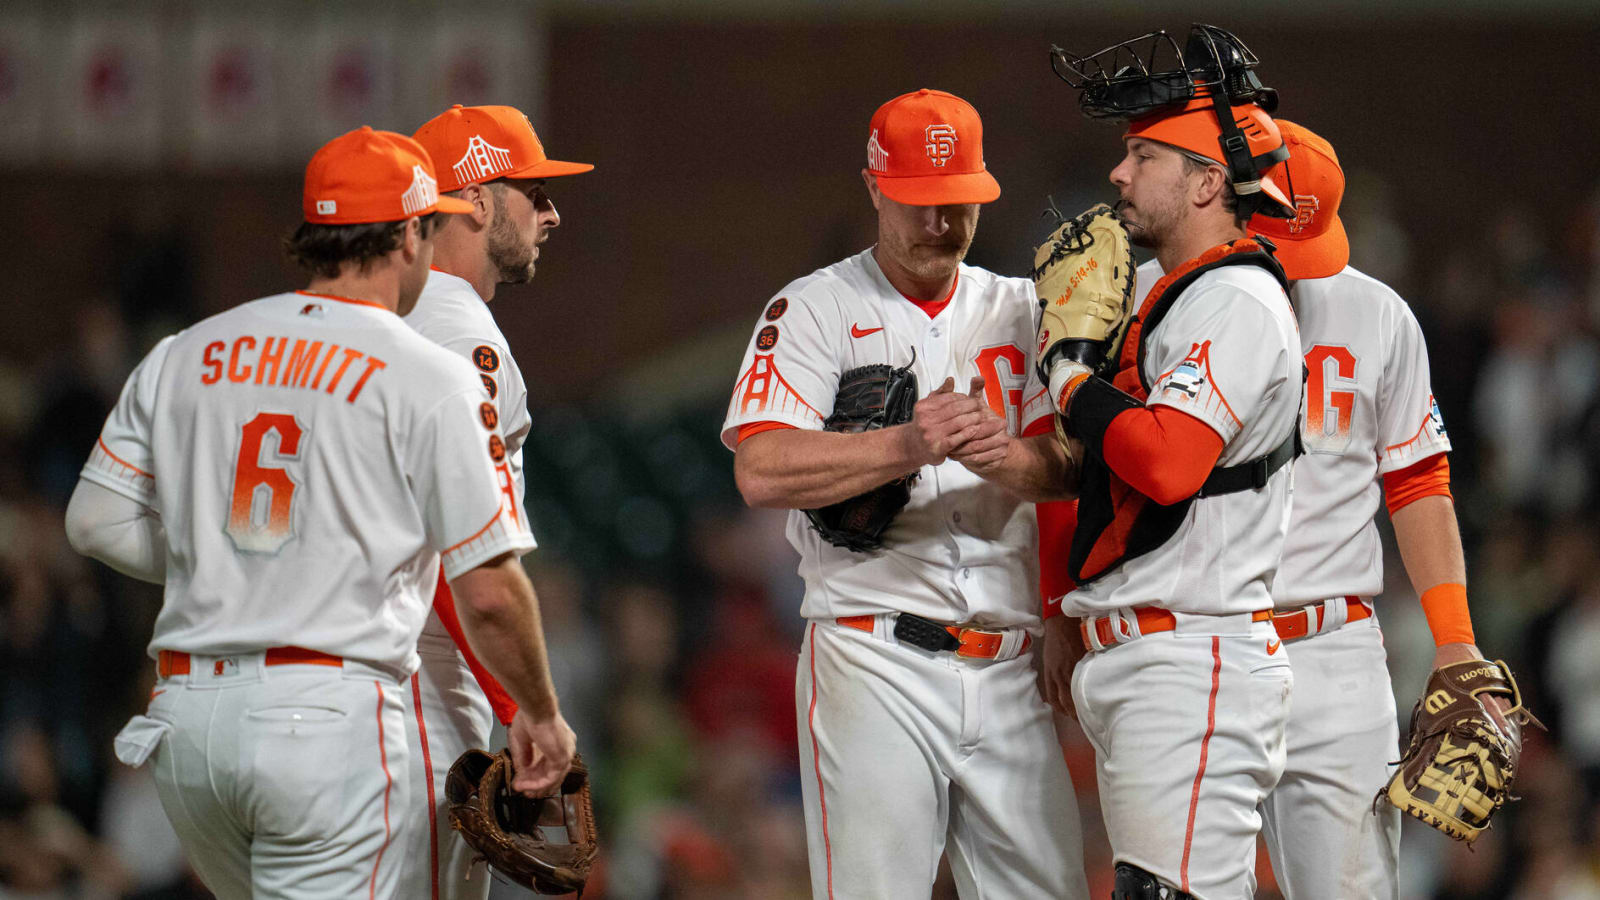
953, 626, 1004, 659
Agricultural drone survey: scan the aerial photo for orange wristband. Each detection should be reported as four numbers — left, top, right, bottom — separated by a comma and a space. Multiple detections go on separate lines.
1419, 582, 1475, 647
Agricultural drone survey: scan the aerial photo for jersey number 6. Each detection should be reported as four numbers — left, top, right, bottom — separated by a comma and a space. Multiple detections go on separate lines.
1304, 344, 1357, 454
226, 412, 304, 553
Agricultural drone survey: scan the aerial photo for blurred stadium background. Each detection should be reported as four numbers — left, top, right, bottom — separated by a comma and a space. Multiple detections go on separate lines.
3, 1, 1599, 897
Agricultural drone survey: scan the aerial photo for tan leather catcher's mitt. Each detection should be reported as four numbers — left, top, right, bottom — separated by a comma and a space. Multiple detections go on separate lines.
1031, 202, 1136, 393
1380, 659, 1542, 842
446, 749, 598, 894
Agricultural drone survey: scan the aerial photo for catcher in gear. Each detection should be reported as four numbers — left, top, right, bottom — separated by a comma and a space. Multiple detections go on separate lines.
446, 749, 598, 894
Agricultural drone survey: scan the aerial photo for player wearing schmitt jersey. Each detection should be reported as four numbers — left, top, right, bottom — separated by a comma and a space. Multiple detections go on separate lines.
1038, 27, 1303, 899
1133, 120, 1518, 898
63, 127, 574, 899
725, 89, 1089, 900
401, 103, 592, 900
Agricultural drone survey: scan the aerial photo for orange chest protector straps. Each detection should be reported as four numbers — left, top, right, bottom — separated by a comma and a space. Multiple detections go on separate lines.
1063, 239, 1300, 585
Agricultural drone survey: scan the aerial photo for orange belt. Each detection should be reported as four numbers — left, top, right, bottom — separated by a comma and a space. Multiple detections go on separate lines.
1273, 597, 1371, 641
1080, 607, 1274, 651
835, 615, 1031, 659
157, 646, 344, 678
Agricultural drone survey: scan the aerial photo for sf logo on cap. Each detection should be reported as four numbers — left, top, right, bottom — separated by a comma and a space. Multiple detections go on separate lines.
1289, 194, 1320, 234
924, 124, 957, 167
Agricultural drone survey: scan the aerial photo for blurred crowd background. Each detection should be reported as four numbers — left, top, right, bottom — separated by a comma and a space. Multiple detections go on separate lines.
4, 2, 1599, 898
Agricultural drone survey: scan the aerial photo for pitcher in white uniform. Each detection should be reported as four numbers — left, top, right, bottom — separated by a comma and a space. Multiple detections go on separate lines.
724, 89, 1088, 900
1038, 44, 1304, 897
400, 103, 592, 900
63, 127, 575, 899
1132, 121, 1503, 899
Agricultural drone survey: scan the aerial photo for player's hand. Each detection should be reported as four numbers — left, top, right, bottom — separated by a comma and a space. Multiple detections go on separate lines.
507, 709, 576, 796
949, 376, 1012, 473
1433, 642, 1513, 734
1038, 615, 1083, 719
900, 377, 992, 466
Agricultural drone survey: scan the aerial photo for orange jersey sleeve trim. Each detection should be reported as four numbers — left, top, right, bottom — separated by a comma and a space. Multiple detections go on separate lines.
97, 436, 153, 480
1037, 500, 1078, 619
1419, 582, 1475, 647
1102, 406, 1225, 505
736, 421, 798, 445
1382, 452, 1452, 515
1021, 414, 1054, 439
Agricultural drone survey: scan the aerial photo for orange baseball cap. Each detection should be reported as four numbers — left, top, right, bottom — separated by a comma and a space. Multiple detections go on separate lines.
414, 104, 594, 193
1249, 120, 1348, 280
1124, 97, 1293, 214
303, 126, 474, 225
866, 89, 1000, 206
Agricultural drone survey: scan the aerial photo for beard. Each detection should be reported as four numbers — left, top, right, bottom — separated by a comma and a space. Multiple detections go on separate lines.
880, 225, 974, 284
1118, 197, 1175, 250
486, 200, 537, 285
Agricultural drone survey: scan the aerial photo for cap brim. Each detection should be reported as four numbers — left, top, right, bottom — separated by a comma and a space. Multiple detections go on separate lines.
433, 196, 477, 215
877, 170, 1000, 206
505, 159, 594, 179
1252, 212, 1349, 281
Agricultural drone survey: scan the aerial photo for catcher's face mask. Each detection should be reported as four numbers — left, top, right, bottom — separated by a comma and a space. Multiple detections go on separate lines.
1051, 24, 1293, 220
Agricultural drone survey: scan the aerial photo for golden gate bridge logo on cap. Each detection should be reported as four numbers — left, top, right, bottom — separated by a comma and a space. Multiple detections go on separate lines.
453, 134, 515, 184
1288, 194, 1320, 234
402, 165, 439, 215
924, 124, 957, 167
866, 129, 890, 171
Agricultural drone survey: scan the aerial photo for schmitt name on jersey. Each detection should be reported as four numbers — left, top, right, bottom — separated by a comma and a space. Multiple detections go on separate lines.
200, 335, 388, 405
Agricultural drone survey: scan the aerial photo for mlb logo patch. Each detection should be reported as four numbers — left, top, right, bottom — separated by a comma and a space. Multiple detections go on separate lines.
316, 200, 337, 215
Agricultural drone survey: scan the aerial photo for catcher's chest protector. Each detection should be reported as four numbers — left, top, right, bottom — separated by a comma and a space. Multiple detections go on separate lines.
1068, 241, 1290, 584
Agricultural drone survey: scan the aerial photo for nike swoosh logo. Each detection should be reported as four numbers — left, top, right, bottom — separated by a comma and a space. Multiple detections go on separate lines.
851, 324, 884, 338
1267, 640, 1281, 656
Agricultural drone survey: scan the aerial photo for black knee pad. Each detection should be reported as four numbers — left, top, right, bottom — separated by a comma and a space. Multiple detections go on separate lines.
1111, 862, 1193, 900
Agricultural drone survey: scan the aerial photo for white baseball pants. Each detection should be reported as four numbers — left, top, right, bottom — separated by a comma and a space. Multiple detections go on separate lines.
796, 619, 1089, 900
398, 623, 496, 900
1071, 612, 1292, 900
1260, 613, 1401, 899
114, 655, 409, 899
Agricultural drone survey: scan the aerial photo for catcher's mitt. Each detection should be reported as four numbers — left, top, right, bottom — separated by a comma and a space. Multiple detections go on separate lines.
1031, 202, 1137, 391
803, 358, 919, 551
1380, 659, 1543, 843
446, 749, 598, 895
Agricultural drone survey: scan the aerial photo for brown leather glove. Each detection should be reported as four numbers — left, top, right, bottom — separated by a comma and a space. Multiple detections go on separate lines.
446, 749, 598, 894
1379, 659, 1542, 842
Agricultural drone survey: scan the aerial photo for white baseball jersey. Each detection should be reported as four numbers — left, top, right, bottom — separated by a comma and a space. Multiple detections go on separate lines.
721, 248, 1053, 628
405, 268, 531, 507
1281, 266, 1450, 604
82, 290, 534, 674
1135, 260, 1451, 606
1066, 262, 1300, 617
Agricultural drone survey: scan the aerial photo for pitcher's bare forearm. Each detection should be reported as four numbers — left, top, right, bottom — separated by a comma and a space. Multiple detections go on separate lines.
1390, 494, 1466, 594
449, 555, 559, 720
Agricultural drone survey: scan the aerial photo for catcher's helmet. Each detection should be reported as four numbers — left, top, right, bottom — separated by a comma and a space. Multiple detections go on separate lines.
1051, 25, 1293, 219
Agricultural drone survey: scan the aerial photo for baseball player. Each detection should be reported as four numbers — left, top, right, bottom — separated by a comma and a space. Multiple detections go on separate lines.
1035, 94, 1304, 896
400, 103, 591, 900
1131, 121, 1499, 898
724, 89, 1088, 900
62, 126, 575, 898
